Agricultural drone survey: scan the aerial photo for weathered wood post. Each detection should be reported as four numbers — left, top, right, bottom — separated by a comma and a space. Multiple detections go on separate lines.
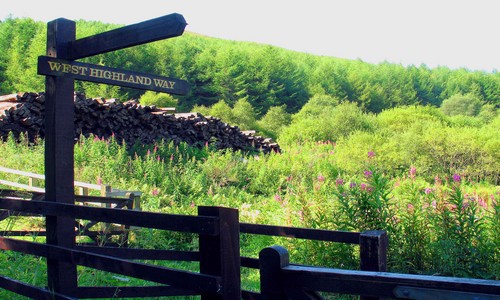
38, 13, 188, 296
198, 206, 240, 300
359, 230, 388, 300
44, 18, 78, 295
259, 246, 289, 300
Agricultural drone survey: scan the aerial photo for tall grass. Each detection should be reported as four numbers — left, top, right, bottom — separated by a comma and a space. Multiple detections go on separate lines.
0, 132, 498, 288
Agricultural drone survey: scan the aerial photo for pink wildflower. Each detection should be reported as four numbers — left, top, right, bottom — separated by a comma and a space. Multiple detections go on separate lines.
335, 178, 344, 186
317, 175, 325, 182
453, 174, 461, 183
274, 194, 282, 202
368, 151, 375, 159
364, 170, 373, 178
407, 203, 414, 212
409, 167, 416, 179
424, 188, 433, 195
349, 182, 357, 189
151, 188, 159, 196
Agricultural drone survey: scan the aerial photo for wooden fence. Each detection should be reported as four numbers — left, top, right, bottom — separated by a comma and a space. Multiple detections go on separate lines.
259, 246, 500, 300
0, 166, 142, 245
0, 166, 142, 207
0, 174, 497, 299
0, 190, 390, 299
0, 196, 240, 299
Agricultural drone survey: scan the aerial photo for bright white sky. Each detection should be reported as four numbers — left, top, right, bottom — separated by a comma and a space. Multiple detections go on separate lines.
1, 0, 499, 72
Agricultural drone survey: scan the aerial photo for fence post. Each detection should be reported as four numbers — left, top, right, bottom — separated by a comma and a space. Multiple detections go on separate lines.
359, 230, 388, 300
44, 17, 78, 297
198, 206, 240, 300
259, 246, 289, 300
28, 176, 41, 190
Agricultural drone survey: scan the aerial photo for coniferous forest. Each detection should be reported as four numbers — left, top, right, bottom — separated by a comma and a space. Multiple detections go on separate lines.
0, 17, 499, 292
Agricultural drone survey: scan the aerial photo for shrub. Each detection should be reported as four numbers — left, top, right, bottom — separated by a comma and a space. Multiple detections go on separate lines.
257, 105, 291, 139
139, 91, 178, 108
440, 93, 483, 116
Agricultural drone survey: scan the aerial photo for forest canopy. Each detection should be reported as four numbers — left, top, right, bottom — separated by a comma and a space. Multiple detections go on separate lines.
1, 17, 499, 116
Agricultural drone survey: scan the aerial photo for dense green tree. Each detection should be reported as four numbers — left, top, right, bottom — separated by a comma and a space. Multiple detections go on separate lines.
440, 93, 483, 116
232, 98, 256, 130
257, 105, 291, 139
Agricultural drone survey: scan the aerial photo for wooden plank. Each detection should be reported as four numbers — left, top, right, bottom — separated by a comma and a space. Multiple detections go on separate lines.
282, 265, 500, 298
0, 179, 45, 193
0, 166, 45, 180
38, 56, 189, 95
0, 275, 76, 300
199, 206, 241, 300
44, 17, 78, 295
0, 197, 218, 235
75, 245, 200, 261
240, 223, 360, 244
0, 237, 221, 294
76, 286, 197, 298
68, 13, 186, 60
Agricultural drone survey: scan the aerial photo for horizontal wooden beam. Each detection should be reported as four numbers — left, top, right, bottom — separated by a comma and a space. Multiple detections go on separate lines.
283, 265, 500, 297
75, 245, 200, 261
0, 197, 218, 235
0, 237, 220, 294
76, 286, 197, 298
68, 13, 186, 60
240, 223, 360, 244
0, 275, 76, 300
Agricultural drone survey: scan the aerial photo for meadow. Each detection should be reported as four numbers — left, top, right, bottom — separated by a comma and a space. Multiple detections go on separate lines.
1, 103, 498, 288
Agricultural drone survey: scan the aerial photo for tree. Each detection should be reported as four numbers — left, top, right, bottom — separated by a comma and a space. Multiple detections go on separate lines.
257, 105, 291, 139
139, 91, 177, 108
209, 100, 234, 124
232, 98, 256, 130
440, 93, 483, 116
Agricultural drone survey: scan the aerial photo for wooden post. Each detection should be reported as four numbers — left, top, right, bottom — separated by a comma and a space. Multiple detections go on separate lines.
259, 246, 289, 300
359, 230, 388, 300
28, 177, 41, 190
44, 18, 77, 296
198, 206, 240, 300
78, 187, 89, 196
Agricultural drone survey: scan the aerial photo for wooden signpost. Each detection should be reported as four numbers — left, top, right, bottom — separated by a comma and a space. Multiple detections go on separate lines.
38, 13, 188, 296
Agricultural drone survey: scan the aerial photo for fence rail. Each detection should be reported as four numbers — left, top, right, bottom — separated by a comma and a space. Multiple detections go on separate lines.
1, 185, 494, 299
259, 245, 500, 300
0, 166, 141, 208
0, 196, 239, 299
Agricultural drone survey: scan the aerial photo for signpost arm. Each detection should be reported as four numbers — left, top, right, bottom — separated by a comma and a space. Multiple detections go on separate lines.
68, 13, 187, 60
44, 18, 78, 296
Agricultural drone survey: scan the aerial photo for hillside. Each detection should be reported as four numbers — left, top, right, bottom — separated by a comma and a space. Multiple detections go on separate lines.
1, 17, 499, 116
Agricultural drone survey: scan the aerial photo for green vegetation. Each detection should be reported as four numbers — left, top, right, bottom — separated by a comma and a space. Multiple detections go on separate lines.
1, 17, 499, 115
139, 91, 178, 108
0, 16, 499, 298
1, 102, 498, 284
